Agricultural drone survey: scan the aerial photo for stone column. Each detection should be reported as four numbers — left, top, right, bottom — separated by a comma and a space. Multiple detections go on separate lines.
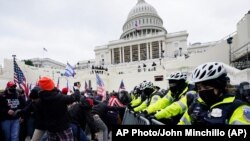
159, 40, 161, 58
130, 45, 132, 62
150, 42, 152, 59
138, 44, 141, 61
119, 47, 122, 63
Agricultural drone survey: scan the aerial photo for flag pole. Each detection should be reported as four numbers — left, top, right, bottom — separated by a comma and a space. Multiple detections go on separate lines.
42, 47, 45, 68
12, 54, 16, 81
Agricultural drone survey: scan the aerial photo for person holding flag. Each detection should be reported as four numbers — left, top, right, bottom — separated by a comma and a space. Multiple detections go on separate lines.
13, 55, 29, 99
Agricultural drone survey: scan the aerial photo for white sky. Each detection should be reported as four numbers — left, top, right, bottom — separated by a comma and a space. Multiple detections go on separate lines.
0, 0, 249, 66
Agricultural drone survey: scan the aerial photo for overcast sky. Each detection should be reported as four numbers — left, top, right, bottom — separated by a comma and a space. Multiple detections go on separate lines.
0, 0, 249, 66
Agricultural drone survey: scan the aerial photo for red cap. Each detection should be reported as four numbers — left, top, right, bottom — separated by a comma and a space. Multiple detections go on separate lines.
86, 98, 94, 106
38, 77, 55, 91
61, 87, 69, 95
6, 81, 16, 88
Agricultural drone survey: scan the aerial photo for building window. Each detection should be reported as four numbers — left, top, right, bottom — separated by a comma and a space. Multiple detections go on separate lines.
124, 46, 130, 62
154, 75, 163, 81
102, 59, 104, 65
148, 43, 151, 59
132, 45, 138, 61
140, 43, 147, 60
152, 41, 159, 59
114, 48, 120, 64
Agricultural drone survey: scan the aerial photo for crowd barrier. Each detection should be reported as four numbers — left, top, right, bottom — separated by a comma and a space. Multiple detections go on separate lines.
150, 119, 165, 125
122, 108, 169, 125
122, 108, 150, 125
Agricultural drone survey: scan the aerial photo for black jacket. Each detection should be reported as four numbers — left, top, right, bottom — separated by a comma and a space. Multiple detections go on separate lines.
68, 102, 97, 135
20, 99, 46, 130
0, 90, 26, 120
36, 89, 80, 132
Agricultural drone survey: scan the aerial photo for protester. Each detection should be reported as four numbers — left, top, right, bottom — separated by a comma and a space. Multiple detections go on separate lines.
0, 81, 26, 141
32, 77, 80, 141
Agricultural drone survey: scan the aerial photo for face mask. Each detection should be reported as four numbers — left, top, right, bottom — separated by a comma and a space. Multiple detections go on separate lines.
199, 89, 222, 107
170, 86, 178, 94
143, 88, 153, 95
8, 88, 16, 93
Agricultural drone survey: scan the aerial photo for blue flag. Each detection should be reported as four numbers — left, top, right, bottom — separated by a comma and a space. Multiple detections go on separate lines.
64, 63, 76, 77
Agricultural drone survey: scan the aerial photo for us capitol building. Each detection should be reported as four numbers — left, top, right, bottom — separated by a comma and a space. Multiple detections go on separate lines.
0, 0, 249, 91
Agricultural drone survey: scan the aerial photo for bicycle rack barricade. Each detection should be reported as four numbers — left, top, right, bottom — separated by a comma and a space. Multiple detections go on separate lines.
122, 108, 136, 125
137, 115, 150, 125
151, 119, 165, 125
122, 108, 150, 125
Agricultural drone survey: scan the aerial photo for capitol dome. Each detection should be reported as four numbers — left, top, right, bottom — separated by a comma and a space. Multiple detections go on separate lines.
120, 0, 167, 39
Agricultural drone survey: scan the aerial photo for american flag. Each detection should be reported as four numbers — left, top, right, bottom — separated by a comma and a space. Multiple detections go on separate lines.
14, 59, 29, 98
96, 73, 106, 101
118, 80, 126, 92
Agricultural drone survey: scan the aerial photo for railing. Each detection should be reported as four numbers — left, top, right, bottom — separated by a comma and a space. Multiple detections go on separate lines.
122, 108, 170, 125
122, 108, 150, 125
150, 119, 165, 125
232, 61, 250, 70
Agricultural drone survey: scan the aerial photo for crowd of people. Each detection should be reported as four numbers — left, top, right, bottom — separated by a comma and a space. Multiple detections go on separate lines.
0, 61, 250, 141
0, 77, 129, 141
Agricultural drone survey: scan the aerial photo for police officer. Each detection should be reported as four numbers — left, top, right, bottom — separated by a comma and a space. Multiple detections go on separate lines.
145, 72, 196, 124
178, 62, 250, 125
128, 85, 142, 109
133, 81, 161, 112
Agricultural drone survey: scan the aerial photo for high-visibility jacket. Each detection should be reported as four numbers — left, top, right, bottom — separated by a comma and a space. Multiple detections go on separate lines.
130, 93, 136, 101
178, 96, 250, 125
130, 96, 142, 108
154, 90, 196, 119
133, 90, 161, 112
145, 87, 189, 115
